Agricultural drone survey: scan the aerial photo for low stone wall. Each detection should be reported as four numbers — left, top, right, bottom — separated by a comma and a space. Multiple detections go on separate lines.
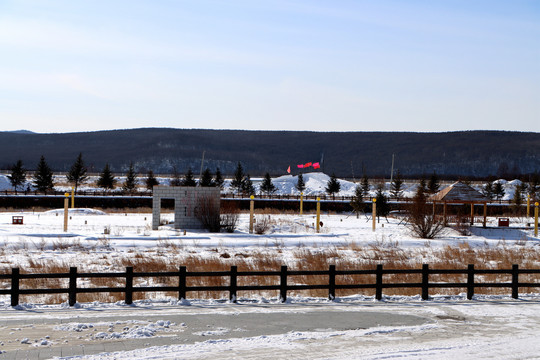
152, 186, 220, 230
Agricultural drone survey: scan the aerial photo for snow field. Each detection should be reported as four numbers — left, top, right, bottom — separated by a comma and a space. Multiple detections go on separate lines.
0, 319, 180, 353
0, 173, 538, 359
0, 207, 538, 305
1, 298, 533, 360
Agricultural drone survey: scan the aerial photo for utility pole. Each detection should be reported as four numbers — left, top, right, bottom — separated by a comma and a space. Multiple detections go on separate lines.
198, 150, 205, 185
390, 154, 395, 185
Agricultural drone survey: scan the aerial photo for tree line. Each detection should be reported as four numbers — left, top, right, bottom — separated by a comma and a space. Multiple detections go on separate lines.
6, 154, 373, 200
6, 154, 226, 194
7, 154, 540, 211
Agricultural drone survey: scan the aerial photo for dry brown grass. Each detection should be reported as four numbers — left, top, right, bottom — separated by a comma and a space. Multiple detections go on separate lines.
256, 208, 300, 215
1, 242, 539, 303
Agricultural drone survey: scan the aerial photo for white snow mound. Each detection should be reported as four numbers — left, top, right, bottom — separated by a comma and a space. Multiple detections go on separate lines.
44, 208, 107, 215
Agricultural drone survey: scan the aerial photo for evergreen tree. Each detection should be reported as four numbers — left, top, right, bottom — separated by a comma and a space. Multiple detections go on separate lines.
170, 166, 182, 186
513, 184, 523, 213
182, 167, 197, 186
493, 181, 505, 203
96, 163, 116, 190
199, 168, 214, 187
390, 170, 404, 200
66, 153, 88, 192
517, 181, 528, 198
375, 185, 390, 220
242, 174, 255, 195
33, 156, 54, 193
213, 168, 224, 189
427, 171, 440, 194
295, 173, 306, 193
231, 162, 245, 194
528, 173, 540, 201
122, 162, 138, 194
360, 173, 370, 199
325, 173, 341, 199
8, 160, 26, 192
418, 177, 427, 196
145, 170, 159, 191
260, 172, 277, 195
350, 185, 365, 218
482, 180, 494, 201
414, 180, 427, 202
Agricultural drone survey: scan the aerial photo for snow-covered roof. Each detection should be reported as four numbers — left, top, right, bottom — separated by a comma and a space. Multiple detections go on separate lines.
430, 181, 489, 203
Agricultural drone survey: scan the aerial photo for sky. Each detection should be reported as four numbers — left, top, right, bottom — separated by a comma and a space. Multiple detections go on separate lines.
0, 0, 538, 134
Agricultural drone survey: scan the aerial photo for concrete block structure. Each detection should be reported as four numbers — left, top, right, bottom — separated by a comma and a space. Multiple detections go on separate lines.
152, 186, 220, 230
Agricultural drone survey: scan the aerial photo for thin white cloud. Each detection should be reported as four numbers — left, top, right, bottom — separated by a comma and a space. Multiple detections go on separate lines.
0, 16, 292, 68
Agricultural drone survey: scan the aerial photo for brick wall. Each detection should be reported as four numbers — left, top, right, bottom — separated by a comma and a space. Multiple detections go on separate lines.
152, 186, 220, 230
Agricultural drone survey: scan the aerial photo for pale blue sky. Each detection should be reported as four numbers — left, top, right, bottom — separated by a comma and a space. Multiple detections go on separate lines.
1, 0, 538, 133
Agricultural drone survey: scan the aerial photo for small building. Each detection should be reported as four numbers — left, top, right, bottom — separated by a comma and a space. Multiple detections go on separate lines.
152, 186, 220, 230
430, 181, 490, 227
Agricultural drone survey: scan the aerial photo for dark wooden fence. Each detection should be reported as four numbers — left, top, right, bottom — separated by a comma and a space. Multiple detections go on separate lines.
1, 264, 539, 306
1, 190, 518, 204
2, 190, 152, 197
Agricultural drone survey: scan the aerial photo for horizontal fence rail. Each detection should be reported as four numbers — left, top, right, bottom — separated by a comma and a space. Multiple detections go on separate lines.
1, 190, 152, 197
1, 189, 517, 204
1, 264, 539, 307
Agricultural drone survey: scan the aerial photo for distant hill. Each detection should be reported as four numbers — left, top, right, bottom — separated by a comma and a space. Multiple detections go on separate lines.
0, 128, 538, 178
5, 130, 35, 134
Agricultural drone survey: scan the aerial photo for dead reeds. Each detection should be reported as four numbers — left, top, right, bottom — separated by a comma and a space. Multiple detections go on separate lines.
0, 241, 539, 304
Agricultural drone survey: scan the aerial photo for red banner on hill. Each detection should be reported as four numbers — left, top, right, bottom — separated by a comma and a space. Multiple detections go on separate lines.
296, 161, 321, 170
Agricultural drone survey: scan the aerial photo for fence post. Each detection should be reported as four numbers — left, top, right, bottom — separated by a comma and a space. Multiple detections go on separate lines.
11, 268, 19, 307
328, 265, 336, 300
230, 266, 237, 303
69, 267, 78, 306
512, 264, 519, 299
179, 266, 186, 300
125, 267, 133, 305
375, 264, 383, 300
280, 265, 288, 303
467, 264, 475, 300
421, 264, 429, 300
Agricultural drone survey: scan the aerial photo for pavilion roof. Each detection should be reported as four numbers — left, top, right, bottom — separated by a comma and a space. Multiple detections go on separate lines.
430, 181, 489, 203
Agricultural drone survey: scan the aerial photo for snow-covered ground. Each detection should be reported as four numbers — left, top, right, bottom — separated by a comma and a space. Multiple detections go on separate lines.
0, 171, 538, 359
55, 299, 540, 360
1, 293, 540, 359
0, 208, 539, 358
0, 208, 537, 268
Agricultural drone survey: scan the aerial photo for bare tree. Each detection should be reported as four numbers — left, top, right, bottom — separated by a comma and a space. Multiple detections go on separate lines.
220, 202, 239, 233
406, 186, 445, 239
195, 196, 221, 232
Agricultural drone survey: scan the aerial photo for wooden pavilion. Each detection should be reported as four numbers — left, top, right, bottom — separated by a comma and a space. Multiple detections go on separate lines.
430, 181, 490, 228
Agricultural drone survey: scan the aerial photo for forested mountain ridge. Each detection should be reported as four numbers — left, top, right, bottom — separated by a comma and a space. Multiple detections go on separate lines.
0, 128, 538, 178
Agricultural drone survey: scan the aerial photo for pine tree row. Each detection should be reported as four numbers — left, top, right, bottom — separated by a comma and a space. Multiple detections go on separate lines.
6, 155, 226, 194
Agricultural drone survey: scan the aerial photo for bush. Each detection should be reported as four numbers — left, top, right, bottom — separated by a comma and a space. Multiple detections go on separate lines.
195, 196, 221, 232
406, 189, 445, 239
220, 202, 239, 233
254, 215, 271, 235
453, 216, 471, 236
